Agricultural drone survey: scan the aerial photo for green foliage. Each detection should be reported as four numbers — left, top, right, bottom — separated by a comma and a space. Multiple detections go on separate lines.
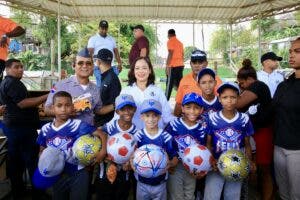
15, 51, 49, 71
184, 46, 197, 61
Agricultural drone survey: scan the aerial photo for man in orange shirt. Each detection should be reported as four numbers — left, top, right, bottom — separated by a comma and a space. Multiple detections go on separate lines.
165, 29, 184, 100
0, 16, 25, 82
174, 50, 222, 116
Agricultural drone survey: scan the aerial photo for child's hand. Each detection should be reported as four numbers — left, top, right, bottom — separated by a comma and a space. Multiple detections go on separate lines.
122, 161, 131, 171
249, 161, 256, 174
91, 150, 106, 165
166, 157, 178, 174
106, 162, 117, 184
191, 171, 207, 179
129, 156, 135, 172
210, 157, 218, 171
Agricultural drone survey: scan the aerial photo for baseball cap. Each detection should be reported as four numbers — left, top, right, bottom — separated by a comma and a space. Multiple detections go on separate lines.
131, 24, 145, 32
261, 52, 282, 63
197, 68, 216, 82
99, 20, 108, 28
77, 47, 90, 58
182, 92, 204, 107
217, 82, 240, 94
140, 99, 162, 115
191, 50, 207, 62
168, 29, 176, 35
94, 48, 113, 63
115, 94, 136, 110
33, 147, 65, 189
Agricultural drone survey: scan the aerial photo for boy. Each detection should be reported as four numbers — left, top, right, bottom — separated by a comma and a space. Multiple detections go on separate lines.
197, 68, 222, 115
165, 92, 208, 200
133, 99, 178, 200
36, 91, 106, 200
95, 94, 138, 200
204, 82, 255, 200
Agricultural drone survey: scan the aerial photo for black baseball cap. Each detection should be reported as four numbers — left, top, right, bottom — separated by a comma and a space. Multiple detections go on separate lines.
197, 68, 216, 81
94, 49, 113, 63
191, 50, 207, 62
131, 24, 145, 32
99, 20, 108, 28
261, 52, 282, 63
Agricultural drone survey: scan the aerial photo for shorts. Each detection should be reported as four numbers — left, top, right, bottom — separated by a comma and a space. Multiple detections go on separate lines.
253, 127, 274, 165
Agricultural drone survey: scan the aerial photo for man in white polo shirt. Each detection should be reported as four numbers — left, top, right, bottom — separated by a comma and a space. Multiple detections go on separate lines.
88, 20, 122, 87
257, 52, 284, 97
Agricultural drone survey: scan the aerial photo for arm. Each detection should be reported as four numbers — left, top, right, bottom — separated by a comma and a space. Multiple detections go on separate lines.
236, 90, 258, 109
1, 26, 25, 48
244, 136, 256, 173
165, 50, 173, 76
207, 135, 217, 171
92, 128, 107, 164
87, 48, 94, 58
140, 48, 147, 57
17, 94, 48, 109
95, 104, 114, 115
113, 48, 122, 73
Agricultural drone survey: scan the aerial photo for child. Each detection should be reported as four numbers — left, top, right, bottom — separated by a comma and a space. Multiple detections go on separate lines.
197, 68, 222, 115
36, 91, 106, 200
165, 92, 208, 200
95, 94, 138, 200
204, 82, 255, 200
133, 99, 178, 200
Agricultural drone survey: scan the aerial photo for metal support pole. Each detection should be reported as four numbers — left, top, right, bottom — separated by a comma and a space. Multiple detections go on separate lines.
201, 22, 205, 50
193, 22, 195, 47
230, 24, 233, 67
258, 16, 262, 66
57, 0, 61, 81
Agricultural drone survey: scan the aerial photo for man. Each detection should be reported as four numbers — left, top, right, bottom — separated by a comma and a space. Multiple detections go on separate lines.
165, 29, 184, 100
129, 24, 149, 67
94, 48, 121, 126
87, 20, 122, 87
0, 58, 48, 199
174, 50, 222, 116
0, 16, 25, 82
257, 52, 284, 97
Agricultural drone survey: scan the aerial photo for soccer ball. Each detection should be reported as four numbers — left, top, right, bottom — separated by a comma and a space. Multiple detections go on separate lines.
181, 144, 213, 174
133, 144, 168, 178
217, 149, 250, 181
72, 134, 102, 166
107, 132, 136, 164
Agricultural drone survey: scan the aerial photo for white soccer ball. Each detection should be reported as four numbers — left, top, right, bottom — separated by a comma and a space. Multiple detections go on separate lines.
107, 132, 136, 164
133, 144, 168, 178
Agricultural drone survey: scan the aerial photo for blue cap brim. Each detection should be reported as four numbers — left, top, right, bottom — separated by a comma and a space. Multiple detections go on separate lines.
217, 84, 240, 94
116, 102, 136, 110
140, 108, 162, 115
33, 168, 60, 189
182, 100, 203, 107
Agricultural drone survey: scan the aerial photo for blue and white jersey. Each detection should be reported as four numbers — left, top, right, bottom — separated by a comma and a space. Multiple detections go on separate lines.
37, 119, 97, 171
202, 96, 223, 115
208, 111, 254, 159
102, 119, 138, 136
164, 117, 208, 159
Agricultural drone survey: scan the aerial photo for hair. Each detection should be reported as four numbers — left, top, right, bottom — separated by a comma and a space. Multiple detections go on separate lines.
52, 91, 72, 104
237, 58, 257, 80
292, 37, 300, 43
168, 29, 176, 36
127, 57, 155, 87
5, 58, 21, 68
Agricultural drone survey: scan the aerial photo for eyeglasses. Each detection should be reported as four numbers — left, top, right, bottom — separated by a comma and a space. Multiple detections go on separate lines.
77, 61, 92, 66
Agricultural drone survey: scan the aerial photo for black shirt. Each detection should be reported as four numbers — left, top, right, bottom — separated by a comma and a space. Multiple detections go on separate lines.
94, 68, 121, 126
243, 81, 272, 130
0, 75, 39, 128
273, 74, 300, 150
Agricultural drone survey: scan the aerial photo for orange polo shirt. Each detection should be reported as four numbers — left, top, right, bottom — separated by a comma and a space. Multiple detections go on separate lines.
167, 36, 184, 67
175, 72, 223, 104
0, 16, 18, 60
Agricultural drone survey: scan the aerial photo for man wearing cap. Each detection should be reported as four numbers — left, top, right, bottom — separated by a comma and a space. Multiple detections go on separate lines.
257, 52, 284, 97
165, 29, 184, 100
44, 48, 102, 126
87, 20, 122, 87
174, 50, 222, 116
94, 48, 121, 126
129, 24, 149, 67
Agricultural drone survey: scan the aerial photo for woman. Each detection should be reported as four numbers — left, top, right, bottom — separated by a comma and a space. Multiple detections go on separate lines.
236, 59, 274, 200
120, 57, 174, 129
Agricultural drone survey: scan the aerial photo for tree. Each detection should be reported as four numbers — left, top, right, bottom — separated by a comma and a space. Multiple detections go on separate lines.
184, 46, 197, 61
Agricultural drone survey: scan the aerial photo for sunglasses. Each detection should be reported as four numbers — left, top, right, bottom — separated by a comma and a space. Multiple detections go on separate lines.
77, 61, 92, 66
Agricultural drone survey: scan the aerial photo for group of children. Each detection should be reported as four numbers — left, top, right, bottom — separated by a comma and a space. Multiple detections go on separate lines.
37, 68, 256, 200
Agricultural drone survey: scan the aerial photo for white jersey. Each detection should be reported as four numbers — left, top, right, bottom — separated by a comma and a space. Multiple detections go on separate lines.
257, 70, 284, 97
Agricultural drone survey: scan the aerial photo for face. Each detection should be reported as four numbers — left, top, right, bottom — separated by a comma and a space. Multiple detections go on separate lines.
191, 60, 207, 75
99, 27, 108, 37
52, 96, 74, 121
263, 59, 279, 70
198, 74, 216, 96
289, 40, 300, 69
117, 105, 136, 123
134, 59, 151, 83
133, 29, 143, 39
182, 103, 203, 123
74, 56, 93, 79
218, 88, 238, 111
6, 62, 24, 79
141, 111, 161, 130
237, 78, 253, 90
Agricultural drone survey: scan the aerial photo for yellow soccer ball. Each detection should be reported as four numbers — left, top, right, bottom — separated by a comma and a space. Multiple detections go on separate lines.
217, 149, 250, 181
72, 135, 102, 166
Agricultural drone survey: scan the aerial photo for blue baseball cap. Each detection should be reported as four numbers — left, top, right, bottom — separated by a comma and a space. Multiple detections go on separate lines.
115, 94, 136, 110
217, 82, 240, 94
33, 147, 65, 189
77, 47, 90, 58
140, 99, 162, 115
197, 68, 216, 82
182, 92, 204, 107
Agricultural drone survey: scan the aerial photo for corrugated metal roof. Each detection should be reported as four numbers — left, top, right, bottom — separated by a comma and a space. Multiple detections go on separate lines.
2, 0, 300, 23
